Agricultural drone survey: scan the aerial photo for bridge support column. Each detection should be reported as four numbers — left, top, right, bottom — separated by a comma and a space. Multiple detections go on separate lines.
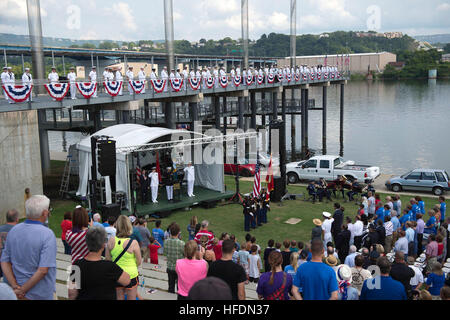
250, 91, 256, 129
89, 109, 102, 132
291, 89, 296, 161
261, 92, 266, 127
165, 102, 175, 129
322, 86, 327, 155
238, 97, 244, 130
37, 110, 50, 176
189, 102, 198, 131
304, 88, 309, 153
281, 89, 286, 123
222, 96, 227, 135
214, 96, 220, 129
272, 91, 278, 120
300, 89, 306, 157
339, 83, 345, 156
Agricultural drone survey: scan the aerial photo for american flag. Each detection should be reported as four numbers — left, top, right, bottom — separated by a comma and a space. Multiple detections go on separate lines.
252, 152, 261, 197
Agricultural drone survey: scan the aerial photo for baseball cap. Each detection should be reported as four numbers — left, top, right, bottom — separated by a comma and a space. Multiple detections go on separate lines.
187, 277, 232, 300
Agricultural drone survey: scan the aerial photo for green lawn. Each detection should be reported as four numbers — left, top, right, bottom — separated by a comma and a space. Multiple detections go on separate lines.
47, 174, 442, 253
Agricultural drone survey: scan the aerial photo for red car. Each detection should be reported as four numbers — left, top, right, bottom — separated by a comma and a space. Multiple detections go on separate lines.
224, 163, 256, 177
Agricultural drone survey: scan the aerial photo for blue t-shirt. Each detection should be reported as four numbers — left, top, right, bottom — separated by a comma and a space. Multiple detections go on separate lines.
152, 228, 165, 248
293, 261, 338, 300
360, 276, 407, 300
426, 273, 445, 296
425, 216, 437, 234
384, 209, 391, 220
375, 208, 385, 223
411, 204, 420, 221
440, 202, 446, 221
399, 212, 411, 230
418, 201, 425, 214
284, 265, 297, 280
391, 216, 401, 232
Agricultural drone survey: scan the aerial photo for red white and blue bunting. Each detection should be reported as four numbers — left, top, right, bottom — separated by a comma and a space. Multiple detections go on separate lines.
277, 73, 284, 82
336, 72, 341, 79
267, 74, 275, 84
219, 76, 228, 88
129, 80, 146, 94
246, 75, 253, 85
310, 73, 315, 81
317, 72, 321, 80
205, 77, 215, 89
257, 75, 264, 85
331, 72, 335, 79
324, 72, 328, 80
150, 79, 166, 93
104, 81, 122, 97
44, 83, 69, 101
189, 77, 201, 90
76, 82, 97, 99
302, 73, 307, 81
233, 76, 241, 87
286, 74, 292, 82
2, 84, 33, 103
170, 78, 184, 92
295, 73, 301, 82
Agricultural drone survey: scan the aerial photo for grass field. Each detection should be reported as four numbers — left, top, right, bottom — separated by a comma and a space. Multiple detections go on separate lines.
46, 170, 443, 253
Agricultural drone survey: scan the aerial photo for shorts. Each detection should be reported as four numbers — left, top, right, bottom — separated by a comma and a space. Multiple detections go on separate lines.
249, 277, 259, 283
240, 263, 249, 275
141, 246, 150, 261
121, 276, 139, 289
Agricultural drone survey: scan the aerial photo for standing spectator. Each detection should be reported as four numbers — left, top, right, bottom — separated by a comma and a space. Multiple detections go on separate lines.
405, 221, 415, 257
331, 203, 343, 244
344, 245, 358, 268
136, 218, 152, 263
335, 264, 359, 300
69, 227, 130, 300
248, 245, 262, 283
376, 219, 386, 247
390, 210, 401, 239
207, 239, 247, 300
92, 213, 103, 228
152, 220, 165, 255
384, 216, 394, 253
416, 213, 425, 256
194, 220, 214, 250
66, 207, 90, 264
148, 236, 161, 265
106, 215, 141, 300
187, 216, 199, 241
439, 196, 446, 224
175, 240, 208, 300
351, 255, 372, 295
163, 223, 185, 294
104, 216, 117, 241
426, 262, 446, 300
212, 238, 222, 261
394, 195, 402, 217
188, 277, 233, 300
237, 243, 250, 282
440, 286, 450, 301
416, 196, 425, 214
363, 224, 379, 249
353, 215, 364, 250
407, 256, 423, 291
367, 191, 376, 219
257, 251, 293, 300
263, 239, 276, 272
394, 230, 408, 256
360, 256, 407, 300
311, 219, 323, 242
0, 195, 56, 300
281, 240, 292, 270
424, 209, 437, 235
0, 209, 20, 278
386, 196, 394, 210
284, 252, 299, 280
291, 239, 338, 300
389, 251, 415, 299
60, 211, 72, 255
321, 212, 334, 246
425, 234, 439, 273
335, 224, 351, 263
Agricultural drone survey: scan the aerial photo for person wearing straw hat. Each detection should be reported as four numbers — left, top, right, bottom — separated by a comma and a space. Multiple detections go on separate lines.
335, 264, 359, 300
67, 67, 77, 100
89, 66, 97, 98
21, 67, 33, 101
312, 219, 323, 242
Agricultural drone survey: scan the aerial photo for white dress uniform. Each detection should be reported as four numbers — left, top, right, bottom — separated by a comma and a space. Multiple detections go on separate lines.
149, 170, 159, 203
138, 69, 146, 93
115, 70, 123, 96
48, 71, 59, 100
230, 68, 235, 79
67, 71, 77, 99
184, 164, 195, 197
236, 67, 241, 77
213, 68, 219, 88
103, 70, 109, 82
161, 69, 169, 92
182, 69, 188, 90
126, 69, 134, 95
242, 69, 247, 84
1, 70, 11, 102
89, 70, 97, 97
21, 71, 33, 101
201, 70, 207, 89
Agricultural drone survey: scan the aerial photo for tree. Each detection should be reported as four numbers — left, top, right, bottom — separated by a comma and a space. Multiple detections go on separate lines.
443, 43, 450, 54
81, 43, 96, 49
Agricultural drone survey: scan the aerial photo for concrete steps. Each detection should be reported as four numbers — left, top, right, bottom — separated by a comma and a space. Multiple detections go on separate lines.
55, 239, 258, 300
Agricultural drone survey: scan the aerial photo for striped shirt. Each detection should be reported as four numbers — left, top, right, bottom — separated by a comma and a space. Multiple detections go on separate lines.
65, 229, 89, 264
194, 230, 214, 250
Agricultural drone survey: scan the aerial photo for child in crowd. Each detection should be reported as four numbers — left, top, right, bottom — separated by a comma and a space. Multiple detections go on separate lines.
275, 242, 282, 252
284, 252, 299, 280
248, 245, 262, 283
250, 236, 261, 254
148, 236, 161, 265
290, 240, 298, 252
212, 237, 222, 260
152, 220, 165, 255
237, 242, 250, 284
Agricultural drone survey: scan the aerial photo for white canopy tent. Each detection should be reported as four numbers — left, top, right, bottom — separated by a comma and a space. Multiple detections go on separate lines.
75, 124, 225, 210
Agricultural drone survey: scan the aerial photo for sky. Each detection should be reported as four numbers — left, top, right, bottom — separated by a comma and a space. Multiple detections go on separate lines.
1, 0, 449, 42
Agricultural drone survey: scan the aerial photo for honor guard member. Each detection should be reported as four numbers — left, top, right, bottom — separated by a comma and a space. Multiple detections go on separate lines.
138, 66, 146, 93
249, 195, 258, 229
213, 66, 219, 88
169, 69, 175, 92
48, 67, 59, 101
184, 162, 195, 197
66, 67, 76, 100
255, 192, 262, 226
149, 167, 159, 203
242, 195, 252, 232
103, 67, 109, 82
260, 188, 270, 224
195, 67, 202, 82
161, 66, 169, 92
230, 66, 236, 78
88, 66, 97, 98
115, 66, 123, 96
126, 66, 134, 95
206, 67, 212, 82
1, 66, 11, 103
175, 68, 181, 80
219, 66, 226, 77
22, 67, 33, 101
242, 68, 247, 84
182, 66, 189, 90
201, 68, 207, 89
236, 65, 241, 77
150, 68, 157, 80
164, 167, 175, 202
140, 169, 150, 204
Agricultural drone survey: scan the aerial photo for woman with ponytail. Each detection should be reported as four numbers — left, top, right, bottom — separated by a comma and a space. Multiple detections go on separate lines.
256, 251, 293, 300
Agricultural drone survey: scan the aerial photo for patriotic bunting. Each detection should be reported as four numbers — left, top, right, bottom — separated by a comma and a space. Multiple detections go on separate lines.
76, 82, 97, 99
246, 75, 253, 86
286, 73, 292, 83
150, 79, 166, 93
267, 73, 275, 84
295, 73, 300, 82
170, 78, 184, 92
310, 73, 315, 81
219, 76, 228, 88
104, 81, 122, 97
188, 77, 201, 90
44, 83, 70, 101
205, 77, 215, 89
129, 80, 146, 94
302, 73, 307, 81
317, 72, 321, 80
233, 76, 241, 87
256, 75, 264, 85
276, 73, 284, 82
2, 84, 33, 103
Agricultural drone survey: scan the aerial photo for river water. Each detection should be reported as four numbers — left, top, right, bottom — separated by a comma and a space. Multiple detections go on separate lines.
49, 79, 450, 175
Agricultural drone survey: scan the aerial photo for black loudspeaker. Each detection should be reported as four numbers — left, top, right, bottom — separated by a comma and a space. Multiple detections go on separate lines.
101, 203, 121, 220
270, 176, 286, 202
98, 140, 116, 177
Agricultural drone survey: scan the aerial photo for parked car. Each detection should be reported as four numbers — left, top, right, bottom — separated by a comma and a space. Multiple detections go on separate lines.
385, 169, 450, 196
224, 161, 256, 177
286, 155, 380, 184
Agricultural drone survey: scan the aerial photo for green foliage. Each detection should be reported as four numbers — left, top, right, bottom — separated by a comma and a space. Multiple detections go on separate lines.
443, 43, 450, 54
98, 41, 119, 50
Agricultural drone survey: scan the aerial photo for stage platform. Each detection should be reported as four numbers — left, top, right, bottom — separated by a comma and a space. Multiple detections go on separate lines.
132, 186, 235, 217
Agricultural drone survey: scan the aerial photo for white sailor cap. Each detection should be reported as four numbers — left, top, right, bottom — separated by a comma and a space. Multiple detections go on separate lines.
322, 211, 332, 218
25, 67, 30, 71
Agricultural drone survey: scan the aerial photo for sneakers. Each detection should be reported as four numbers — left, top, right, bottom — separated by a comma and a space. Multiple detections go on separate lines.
147, 289, 158, 294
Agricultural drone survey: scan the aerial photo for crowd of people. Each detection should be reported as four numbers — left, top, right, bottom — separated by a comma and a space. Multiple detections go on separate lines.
0, 190, 449, 300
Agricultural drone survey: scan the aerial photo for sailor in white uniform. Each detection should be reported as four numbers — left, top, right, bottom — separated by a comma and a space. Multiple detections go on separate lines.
67, 67, 77, 100
230, 66, 236, 79
1, 66, 11, 103
20, 67, 33, 102
182, 66, 189, 90
115, 66, 123, 96
219, 66, 226, 84
103, 67, 109, 83
48, 67, 59, 101
195, 67, 201, 83
213, 66, 219, 88
126, 66, 134, 95
242, 68, 247, 84
138, 66, 146, 93
148, 167, 159, 203
89, 66, 97, 98
201, 68, 207, 89
161, 66, 169, 92
184, 162, 195, 197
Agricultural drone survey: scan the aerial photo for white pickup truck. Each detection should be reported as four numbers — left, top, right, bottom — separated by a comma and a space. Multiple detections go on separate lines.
286, 155, 380, 184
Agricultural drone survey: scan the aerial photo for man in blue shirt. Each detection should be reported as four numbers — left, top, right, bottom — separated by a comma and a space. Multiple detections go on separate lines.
360, 256, 407, 300
0, 195, 56, 300
399, 207, 412, 230
152, 220, 165, 254
410, 198, 420, 221
439, 196, 446, 223
375, 203, 385, 224
291, 239, 338, 300
424, 210, 437, 235
390, 211, 401, 233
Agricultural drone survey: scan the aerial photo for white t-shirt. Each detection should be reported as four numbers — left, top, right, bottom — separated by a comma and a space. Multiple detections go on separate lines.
409, 265, 424, 287
248, 254, 261, 278
353, 220, 364, 237
368, 196, 376, 214
351, 267, 372, 294
105, 226, 116, 240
